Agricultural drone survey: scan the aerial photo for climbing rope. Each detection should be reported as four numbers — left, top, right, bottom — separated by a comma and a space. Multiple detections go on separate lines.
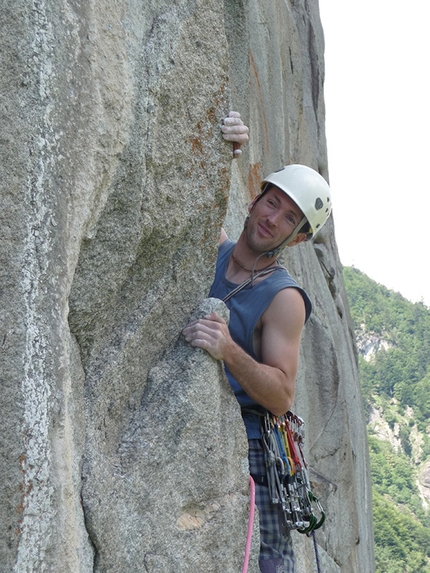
242, 411, 326, 572
243, 489, 323, 573
311, 530, 322, 573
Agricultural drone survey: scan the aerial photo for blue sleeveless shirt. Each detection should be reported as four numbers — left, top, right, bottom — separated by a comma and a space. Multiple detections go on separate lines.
209, 239, 312, 438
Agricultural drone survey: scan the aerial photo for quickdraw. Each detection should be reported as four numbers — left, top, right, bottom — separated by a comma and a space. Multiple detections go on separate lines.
260, 411, 325, 536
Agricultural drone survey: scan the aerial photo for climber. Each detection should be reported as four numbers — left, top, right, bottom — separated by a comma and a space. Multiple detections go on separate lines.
182, 112, 332, 573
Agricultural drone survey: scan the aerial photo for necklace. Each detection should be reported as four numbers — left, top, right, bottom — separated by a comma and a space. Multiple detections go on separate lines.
231, 248, 278, 274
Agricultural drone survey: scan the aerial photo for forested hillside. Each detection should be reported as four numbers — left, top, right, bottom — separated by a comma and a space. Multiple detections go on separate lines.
343, 266, 430, 573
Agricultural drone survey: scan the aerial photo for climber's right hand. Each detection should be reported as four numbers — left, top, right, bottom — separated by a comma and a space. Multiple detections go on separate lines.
221, 111, 249, 156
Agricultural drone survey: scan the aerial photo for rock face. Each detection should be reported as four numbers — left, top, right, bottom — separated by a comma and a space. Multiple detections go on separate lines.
0, 1, 374, 572
419, 461, 430, 507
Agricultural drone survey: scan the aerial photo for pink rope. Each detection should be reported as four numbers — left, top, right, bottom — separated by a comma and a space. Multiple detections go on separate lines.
242, 476, 256, 573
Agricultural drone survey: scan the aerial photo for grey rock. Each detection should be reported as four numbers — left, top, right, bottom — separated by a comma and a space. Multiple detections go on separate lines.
80, 298, 255, 572
0, 0, 374, 572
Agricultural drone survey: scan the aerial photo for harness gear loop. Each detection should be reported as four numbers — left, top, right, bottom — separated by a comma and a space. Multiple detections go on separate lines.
247, 409, 326, 538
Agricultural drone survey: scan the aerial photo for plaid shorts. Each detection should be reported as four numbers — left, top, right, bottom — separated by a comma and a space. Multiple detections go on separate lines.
248, 439, 296, 573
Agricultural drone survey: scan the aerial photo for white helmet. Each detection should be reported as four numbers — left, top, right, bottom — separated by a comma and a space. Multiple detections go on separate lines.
261, 164, 332, 241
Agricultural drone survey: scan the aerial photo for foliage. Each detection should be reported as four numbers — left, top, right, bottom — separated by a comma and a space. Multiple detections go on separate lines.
368, 437, 429, 525
343, 266, 430, 572
343, 266, 430, 431
373, 491, 430, 573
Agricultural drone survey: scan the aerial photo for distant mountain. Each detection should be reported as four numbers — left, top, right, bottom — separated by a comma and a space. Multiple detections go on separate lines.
343, 266, 430, 573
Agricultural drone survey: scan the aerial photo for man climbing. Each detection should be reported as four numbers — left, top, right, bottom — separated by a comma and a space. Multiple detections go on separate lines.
183, 112, 332, 573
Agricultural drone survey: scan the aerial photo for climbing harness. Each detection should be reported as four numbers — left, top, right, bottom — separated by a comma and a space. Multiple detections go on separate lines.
258, 411, 325, 535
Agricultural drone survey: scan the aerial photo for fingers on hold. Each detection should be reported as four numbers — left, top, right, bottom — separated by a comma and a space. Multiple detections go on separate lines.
222, 123, 248, 133
206, 312, 225, 324
190, 338, 204, 348
223, 134, 249, 145
223, 119, 246, 129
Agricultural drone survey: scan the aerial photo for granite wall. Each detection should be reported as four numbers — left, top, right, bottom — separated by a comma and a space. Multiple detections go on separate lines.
0, 1, 374, 571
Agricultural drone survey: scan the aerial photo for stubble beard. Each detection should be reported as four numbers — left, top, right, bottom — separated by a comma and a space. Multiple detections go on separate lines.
245, 220, 280, 256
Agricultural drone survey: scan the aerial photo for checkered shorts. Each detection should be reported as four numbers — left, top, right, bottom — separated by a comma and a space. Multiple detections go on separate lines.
248, 439, 296, 573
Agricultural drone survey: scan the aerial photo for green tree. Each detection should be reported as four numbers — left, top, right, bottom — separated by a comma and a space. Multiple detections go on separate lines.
343, 266, 430, 572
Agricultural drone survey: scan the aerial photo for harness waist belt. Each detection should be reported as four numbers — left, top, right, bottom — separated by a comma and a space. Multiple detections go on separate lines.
250, 473, 268, 487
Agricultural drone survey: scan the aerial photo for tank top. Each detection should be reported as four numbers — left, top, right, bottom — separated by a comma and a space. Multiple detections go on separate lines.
209, 239, 312, 438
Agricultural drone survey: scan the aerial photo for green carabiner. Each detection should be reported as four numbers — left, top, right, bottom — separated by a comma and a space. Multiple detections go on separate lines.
311, 492, 326, 530
297, 490, 325, 534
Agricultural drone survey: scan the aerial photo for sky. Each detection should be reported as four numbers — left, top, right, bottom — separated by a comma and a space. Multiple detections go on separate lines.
318, 0, 430, 306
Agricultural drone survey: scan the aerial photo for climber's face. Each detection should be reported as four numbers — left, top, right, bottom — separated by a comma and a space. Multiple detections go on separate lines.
245, 186, 307, 253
